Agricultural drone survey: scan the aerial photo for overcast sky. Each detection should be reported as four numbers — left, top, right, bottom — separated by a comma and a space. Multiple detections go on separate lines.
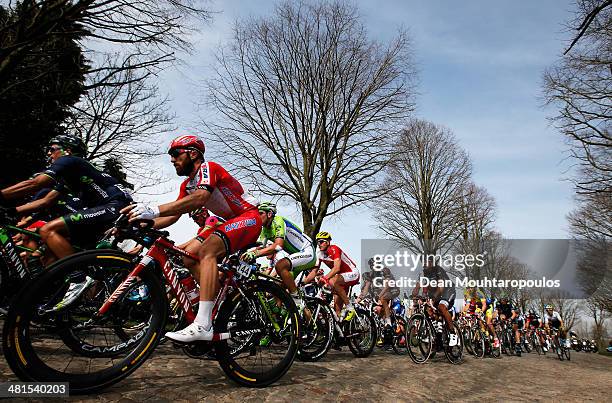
141, 0, 578, 263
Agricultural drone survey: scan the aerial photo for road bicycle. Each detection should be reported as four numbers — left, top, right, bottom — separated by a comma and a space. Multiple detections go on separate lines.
405, 296, 463, 364
2, 216, 300, 394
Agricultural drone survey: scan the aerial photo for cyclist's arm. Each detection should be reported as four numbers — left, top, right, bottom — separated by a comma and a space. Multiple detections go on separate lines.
158, 189, 210, 216
15, 189, 60, 215
378, 283, 389, 300
325, 258, 342, 279
302, 266, 319, 284
1, 174, 53, 202
153, 215, 181, 229
411, 281, 421, 297
256, 238, 284, 258
358, 280, 371, 300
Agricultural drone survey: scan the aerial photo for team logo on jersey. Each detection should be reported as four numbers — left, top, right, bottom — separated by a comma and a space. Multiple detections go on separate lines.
224, 218, 257, 232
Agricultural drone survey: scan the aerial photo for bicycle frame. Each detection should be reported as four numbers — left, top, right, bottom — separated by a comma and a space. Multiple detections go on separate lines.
96, 236, 257, 341
0, 225, 32, 280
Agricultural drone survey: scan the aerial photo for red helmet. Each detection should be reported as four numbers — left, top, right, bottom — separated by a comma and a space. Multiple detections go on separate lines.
168, 135, 205, 155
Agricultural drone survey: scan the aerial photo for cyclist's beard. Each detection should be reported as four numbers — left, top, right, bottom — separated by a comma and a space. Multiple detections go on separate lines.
177, 158, 195, 176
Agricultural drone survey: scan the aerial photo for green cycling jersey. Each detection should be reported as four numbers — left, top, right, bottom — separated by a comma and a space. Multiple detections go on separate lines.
259, 215, 313, 253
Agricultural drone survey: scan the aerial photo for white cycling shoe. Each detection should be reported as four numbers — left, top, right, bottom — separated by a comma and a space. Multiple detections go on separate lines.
448, 333, 459, 347
165, 323, 214, 343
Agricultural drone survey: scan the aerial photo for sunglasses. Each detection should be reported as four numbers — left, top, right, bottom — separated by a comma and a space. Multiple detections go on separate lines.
168, 148, 190, 158
48, 145, 63, 153
317, 240, 328, 245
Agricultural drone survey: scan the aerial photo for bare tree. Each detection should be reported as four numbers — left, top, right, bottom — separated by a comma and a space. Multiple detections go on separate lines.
0, 0, 211, 96
543, 0, 612, 195
547, 291, 580, 331
457, 183, 497, 245
377, 120, 472, 255
564, 0, 612, 54
205, 0, 415, 236
568, 192, 612, 313
583, 296, 610, 347
568, 193, 612, 240
66, 59, 175, 190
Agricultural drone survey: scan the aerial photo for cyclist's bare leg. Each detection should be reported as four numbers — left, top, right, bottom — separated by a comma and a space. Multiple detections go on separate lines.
486, 316, 496, 337
513, 323, 520, 343
437, 303, 454, 331
330, 275, 349, 307
180, 238, 202, 274
39, 218, 71, 260
195, 234, 225, 300
275, 258, 297, 294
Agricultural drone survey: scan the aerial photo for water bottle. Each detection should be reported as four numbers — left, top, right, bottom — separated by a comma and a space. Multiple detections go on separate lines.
178, 271, 199, 305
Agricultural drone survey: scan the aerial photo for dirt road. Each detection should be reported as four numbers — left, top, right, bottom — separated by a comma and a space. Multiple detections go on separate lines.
1, 343, 609, 402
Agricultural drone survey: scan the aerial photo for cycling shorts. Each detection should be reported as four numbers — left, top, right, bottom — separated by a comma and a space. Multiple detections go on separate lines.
62, 199, 130, 247
431, 289, 455, 309
212, 209, 262, 254
272, 244, 317, 276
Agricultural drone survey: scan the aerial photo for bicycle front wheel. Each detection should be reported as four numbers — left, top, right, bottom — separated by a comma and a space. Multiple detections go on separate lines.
406, 313, 432, 364
2, 250, 167, 394
214, 279, 299, 387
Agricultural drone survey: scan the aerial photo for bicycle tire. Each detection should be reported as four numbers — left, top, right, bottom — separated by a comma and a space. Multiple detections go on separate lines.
2, 250, 167, 394
346, 307, 376, 358
443, 322, 463, 364
391, 316, 408, 355
406, 313, 432, 364
214, 279, 299, 387
297, 297, 333, 362
470, 326, 486, 358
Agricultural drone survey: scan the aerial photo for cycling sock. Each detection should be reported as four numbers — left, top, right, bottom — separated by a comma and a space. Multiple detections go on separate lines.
194, 301, 214, 330
385, 317, 392, 326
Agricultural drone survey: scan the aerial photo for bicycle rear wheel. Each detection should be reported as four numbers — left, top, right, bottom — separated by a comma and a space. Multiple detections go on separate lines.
214, 279, 299, 387
2, 250, 167, 394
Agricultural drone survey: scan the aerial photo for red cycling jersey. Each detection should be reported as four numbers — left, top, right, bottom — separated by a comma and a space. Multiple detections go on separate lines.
316, 245, 358, 274
177, 161, 258, 220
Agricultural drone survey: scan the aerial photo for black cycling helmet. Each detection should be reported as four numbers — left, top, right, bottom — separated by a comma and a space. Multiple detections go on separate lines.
49, 134, 87, 156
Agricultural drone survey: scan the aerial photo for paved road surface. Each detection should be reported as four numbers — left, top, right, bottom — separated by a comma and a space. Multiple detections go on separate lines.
1, 343, 609, 402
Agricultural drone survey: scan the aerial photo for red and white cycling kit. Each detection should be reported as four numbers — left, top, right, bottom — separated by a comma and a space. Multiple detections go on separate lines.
177, 161, 261, 253
316, 245, 360, 289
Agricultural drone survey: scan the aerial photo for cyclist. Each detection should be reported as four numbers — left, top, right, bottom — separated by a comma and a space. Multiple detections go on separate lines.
357, 258, 399, 329
0, 134, 132, 263
240, 202, 316, 308
411, 257, 459, 346
484, 297, 500, 348
543, 304, 570, 348
16, 186, 84, 265
306, 231, 359, 320
125, 134, 261, 343
463, 287, 487, 315
525, 309, 545, 350
496, 295, 522, 356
